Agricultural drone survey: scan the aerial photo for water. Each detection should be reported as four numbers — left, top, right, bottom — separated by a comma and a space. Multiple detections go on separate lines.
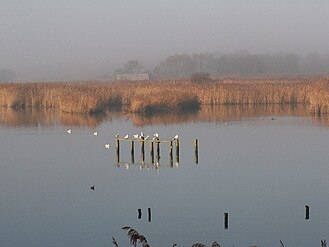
0, 106, 329, 247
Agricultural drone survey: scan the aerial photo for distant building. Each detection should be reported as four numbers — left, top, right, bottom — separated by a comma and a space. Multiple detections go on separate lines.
116, 73, 150, 81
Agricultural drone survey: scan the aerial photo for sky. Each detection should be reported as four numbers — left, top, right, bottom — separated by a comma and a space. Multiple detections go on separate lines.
1, 0, 329, 81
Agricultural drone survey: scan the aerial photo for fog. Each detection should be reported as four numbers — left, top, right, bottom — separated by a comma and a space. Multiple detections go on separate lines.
1, 0, 329, 81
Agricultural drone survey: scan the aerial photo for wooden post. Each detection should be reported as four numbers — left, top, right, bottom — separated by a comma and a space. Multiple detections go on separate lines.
138, 208, 142, 219
148, 208, 151, 222
321, 240, 327, 247
224, 212, 229, 229
131, 140, 135, 164
116, 138, 120, 164
305, 205, 310, 220
169, 140, 173, 167
175, 139, 180, 164
156, 138, 160, 162
141, 137, 145, 162
150, 141, 154, 164
194, 139, 198, 164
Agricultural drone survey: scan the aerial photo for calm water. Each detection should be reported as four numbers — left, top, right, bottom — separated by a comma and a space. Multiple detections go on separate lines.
1, 106, 329, 247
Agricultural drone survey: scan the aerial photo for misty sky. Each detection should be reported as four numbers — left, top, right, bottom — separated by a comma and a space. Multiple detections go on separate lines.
1, 0, 329, 81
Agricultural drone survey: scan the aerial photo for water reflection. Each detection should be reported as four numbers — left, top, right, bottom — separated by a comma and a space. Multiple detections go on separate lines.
0, 107, 112, 127
1, 105, 329, 247
116, 161, 179, 171
1, 104, 327, 128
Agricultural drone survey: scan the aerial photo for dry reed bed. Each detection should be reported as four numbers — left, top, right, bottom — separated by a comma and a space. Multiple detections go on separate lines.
0, 78, 328, 114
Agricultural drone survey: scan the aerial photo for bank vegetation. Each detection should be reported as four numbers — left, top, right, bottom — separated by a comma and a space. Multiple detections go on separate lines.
0, 77, 328, 115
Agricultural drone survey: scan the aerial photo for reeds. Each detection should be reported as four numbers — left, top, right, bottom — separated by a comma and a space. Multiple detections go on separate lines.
112, 226, 327, 247
0, 77, 328, 114
112, 226, 149, 247
113, 226, 222, 247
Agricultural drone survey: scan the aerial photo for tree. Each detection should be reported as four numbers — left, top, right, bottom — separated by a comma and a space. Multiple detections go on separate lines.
123, 60, 144, 74
153, 54, 194, 79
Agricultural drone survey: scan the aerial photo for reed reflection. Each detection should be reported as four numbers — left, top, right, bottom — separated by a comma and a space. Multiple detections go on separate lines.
1, 104, 329, 128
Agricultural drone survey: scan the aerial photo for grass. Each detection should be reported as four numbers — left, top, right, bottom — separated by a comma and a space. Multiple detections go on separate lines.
113, 226, 327, 247
0, 77, 328, 115
113, 226, 221, 247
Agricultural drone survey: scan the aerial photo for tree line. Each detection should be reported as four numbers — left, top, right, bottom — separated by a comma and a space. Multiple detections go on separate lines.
114, 52, 329, 80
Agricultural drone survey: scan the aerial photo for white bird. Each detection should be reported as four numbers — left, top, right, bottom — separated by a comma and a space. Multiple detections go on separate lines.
140, 132, 144, 138
145, 135, 150, 140
133, 134, 139, 139
104, 144, 110, 149
67, 129, 72, 134
93, 131, 98, 136
115, 134, 119, 138
173, 134, 179, 140
154, 133, 159, 138
124, 134, 129, 139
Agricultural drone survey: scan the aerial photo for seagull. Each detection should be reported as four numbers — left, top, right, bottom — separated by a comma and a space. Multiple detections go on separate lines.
145, 135, 149, 140
124, 134, 129, 139
93, 131, 98, 136
115, 134, 119, 138
90, 185, 95, 191
154, 133, 159, 138
67, 129, 71, 134
140, 132, 144, 138
133, 134, 139, 139
173, 134, 179, 140
104, 144, 110, 149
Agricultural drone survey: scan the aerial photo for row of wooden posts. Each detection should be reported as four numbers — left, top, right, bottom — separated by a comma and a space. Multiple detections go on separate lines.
138, 208, 151, 222
224, 206, 310, 229
222, 206, 310, 230
115, 137, 199, 165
